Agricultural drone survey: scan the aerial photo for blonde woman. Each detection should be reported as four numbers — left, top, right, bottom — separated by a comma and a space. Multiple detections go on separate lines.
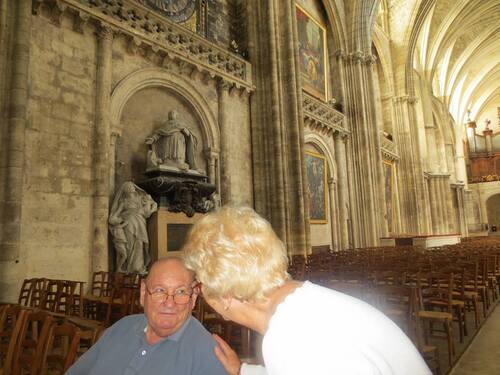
183, 206, 431, 375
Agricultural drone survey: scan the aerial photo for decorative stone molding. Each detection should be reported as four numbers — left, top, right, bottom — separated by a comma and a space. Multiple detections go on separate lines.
34, 0, 254, 93
394, 95, 419, 104
302, 92, 347, 137
335, 50, 376, 65
424, 172, 451, 179
381, 136, 399, 161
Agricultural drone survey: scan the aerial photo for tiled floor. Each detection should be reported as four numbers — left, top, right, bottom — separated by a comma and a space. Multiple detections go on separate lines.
449, 304, 500, 375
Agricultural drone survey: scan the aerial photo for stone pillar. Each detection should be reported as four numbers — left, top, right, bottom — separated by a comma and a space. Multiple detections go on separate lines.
91, 26, 113, 273
393, 96, 430, 234
456, 185, 468, 236
435, 177, 444, 233
109, 129, 121, 196
217, 79, 231, 203
1, 0, 31, 261
328, 178, 339, 251
247, 0, 310, 255
455, 125, 468, 184
204, 148, 219, 188
333, 131, 349, 249
443, 177, 455, 233
428, 177, 439, 234
339, 51, 383, 246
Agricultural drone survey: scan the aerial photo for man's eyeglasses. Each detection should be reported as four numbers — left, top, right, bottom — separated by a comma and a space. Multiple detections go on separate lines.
144, 283, 200, 304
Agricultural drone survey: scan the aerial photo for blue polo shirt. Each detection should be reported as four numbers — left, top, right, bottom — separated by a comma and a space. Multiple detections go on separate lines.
67, 314, 227, 375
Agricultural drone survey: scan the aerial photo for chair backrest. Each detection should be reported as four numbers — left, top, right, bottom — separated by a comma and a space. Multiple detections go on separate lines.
40, 322, 81, 374
29, 278, 48, 308
12, 310, 53, 375
0, 308, 28, 374
18, 279, 35, 306
54, 280, 77, 315
91, 271, 111, 297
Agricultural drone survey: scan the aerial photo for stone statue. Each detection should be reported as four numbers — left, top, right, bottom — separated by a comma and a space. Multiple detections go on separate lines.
146, 110, 198, 171
109, 181, 158, 274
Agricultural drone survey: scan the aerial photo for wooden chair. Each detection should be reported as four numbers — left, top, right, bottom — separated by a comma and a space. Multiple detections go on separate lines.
104, 287, 134, 327
12, 310, 53, 375
0, 309, 28, 375
416, 272, 455, 367
370, 285, 414, 336
39, 322, 81, 374
414, 306, 440, 375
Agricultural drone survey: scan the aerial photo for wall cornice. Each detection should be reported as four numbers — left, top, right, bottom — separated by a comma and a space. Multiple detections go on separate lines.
33, 0, 254, 93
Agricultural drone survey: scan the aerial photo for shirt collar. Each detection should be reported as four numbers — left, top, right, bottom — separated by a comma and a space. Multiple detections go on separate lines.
138, 314, 193, 343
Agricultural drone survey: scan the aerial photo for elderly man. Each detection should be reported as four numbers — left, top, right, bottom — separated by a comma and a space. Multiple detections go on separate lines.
67, 257, 226, 374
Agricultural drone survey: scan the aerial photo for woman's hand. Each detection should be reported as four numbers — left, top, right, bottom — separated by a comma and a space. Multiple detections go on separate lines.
213, 334, 241, 375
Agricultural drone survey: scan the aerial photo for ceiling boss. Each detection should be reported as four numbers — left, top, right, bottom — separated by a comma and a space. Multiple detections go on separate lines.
142, 0, 197, 23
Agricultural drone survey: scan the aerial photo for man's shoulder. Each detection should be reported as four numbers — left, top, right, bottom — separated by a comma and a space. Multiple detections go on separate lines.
106, 314, 146, 335
178, 316, 218, 350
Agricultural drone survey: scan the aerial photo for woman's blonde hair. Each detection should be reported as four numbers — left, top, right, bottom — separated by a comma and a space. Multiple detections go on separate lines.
183, 206, 289, 302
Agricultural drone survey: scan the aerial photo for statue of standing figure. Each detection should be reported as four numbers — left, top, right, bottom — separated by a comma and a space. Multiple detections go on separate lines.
108, 181, 158, 274
146, 110, 198, 171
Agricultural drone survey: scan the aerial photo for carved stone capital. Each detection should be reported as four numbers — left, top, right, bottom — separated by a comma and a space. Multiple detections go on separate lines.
74, 11, 90, 33
217, 78, 233, 92
335, 49, 346, 61
97, 24, 114, 40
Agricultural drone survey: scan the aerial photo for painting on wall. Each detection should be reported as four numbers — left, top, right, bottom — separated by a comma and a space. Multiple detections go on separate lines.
383, 160, 394, 233
296, 4, 328, 101
305, 151, 327, 223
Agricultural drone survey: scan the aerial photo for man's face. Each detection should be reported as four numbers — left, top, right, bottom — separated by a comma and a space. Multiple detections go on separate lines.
140, 259, 198, 342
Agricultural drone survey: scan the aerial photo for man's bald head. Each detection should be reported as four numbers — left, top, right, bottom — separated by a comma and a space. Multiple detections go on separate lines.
146, 256, 195, 284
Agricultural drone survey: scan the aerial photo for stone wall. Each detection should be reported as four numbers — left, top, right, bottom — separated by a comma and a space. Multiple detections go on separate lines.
0, 0, 253, 301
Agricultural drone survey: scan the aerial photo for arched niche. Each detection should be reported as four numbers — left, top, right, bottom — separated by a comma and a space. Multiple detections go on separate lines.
486, 193, 500, 230
109, 68, 219, 190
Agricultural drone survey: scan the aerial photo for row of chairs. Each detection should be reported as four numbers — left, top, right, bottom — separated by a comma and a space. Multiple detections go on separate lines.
287, 239, 500, 374
0, 304, 98, 374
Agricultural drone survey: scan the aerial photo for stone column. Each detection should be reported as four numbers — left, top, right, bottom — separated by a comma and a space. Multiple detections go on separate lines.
392, 95, 430, 234
204, 148, 219, 188
340, 51, 382, 246
455, 126, 468, 184
428, 177, 439, 234
247, 0, 310, 255
443, 177, 455, 233
456, 185, 468, 236
328, 178, 339, 251
334, 131, 349, 249
109, 129, 121, 196
437, 177, 449, 234
1, 0, 31, 261
217, 79, 231, 203
91, 26, 113, 273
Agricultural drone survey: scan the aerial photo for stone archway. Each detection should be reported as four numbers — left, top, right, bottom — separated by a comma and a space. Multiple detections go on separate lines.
109, 68, 220, 192
486, 193, 500, 232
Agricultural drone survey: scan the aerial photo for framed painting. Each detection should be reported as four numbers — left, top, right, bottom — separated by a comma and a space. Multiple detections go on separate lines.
383, 160, 394, 233
295, 4, 328, 101
305, 151, 327, 223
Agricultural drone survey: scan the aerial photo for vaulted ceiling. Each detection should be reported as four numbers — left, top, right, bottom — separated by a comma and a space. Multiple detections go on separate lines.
410, 0, 500, 128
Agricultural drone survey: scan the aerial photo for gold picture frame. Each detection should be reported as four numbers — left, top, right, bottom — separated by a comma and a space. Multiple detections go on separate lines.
296, 4, 328, 101
305, 151, 328, 224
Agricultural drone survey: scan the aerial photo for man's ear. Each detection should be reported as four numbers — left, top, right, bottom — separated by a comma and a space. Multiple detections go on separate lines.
140, 281, 146, 307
